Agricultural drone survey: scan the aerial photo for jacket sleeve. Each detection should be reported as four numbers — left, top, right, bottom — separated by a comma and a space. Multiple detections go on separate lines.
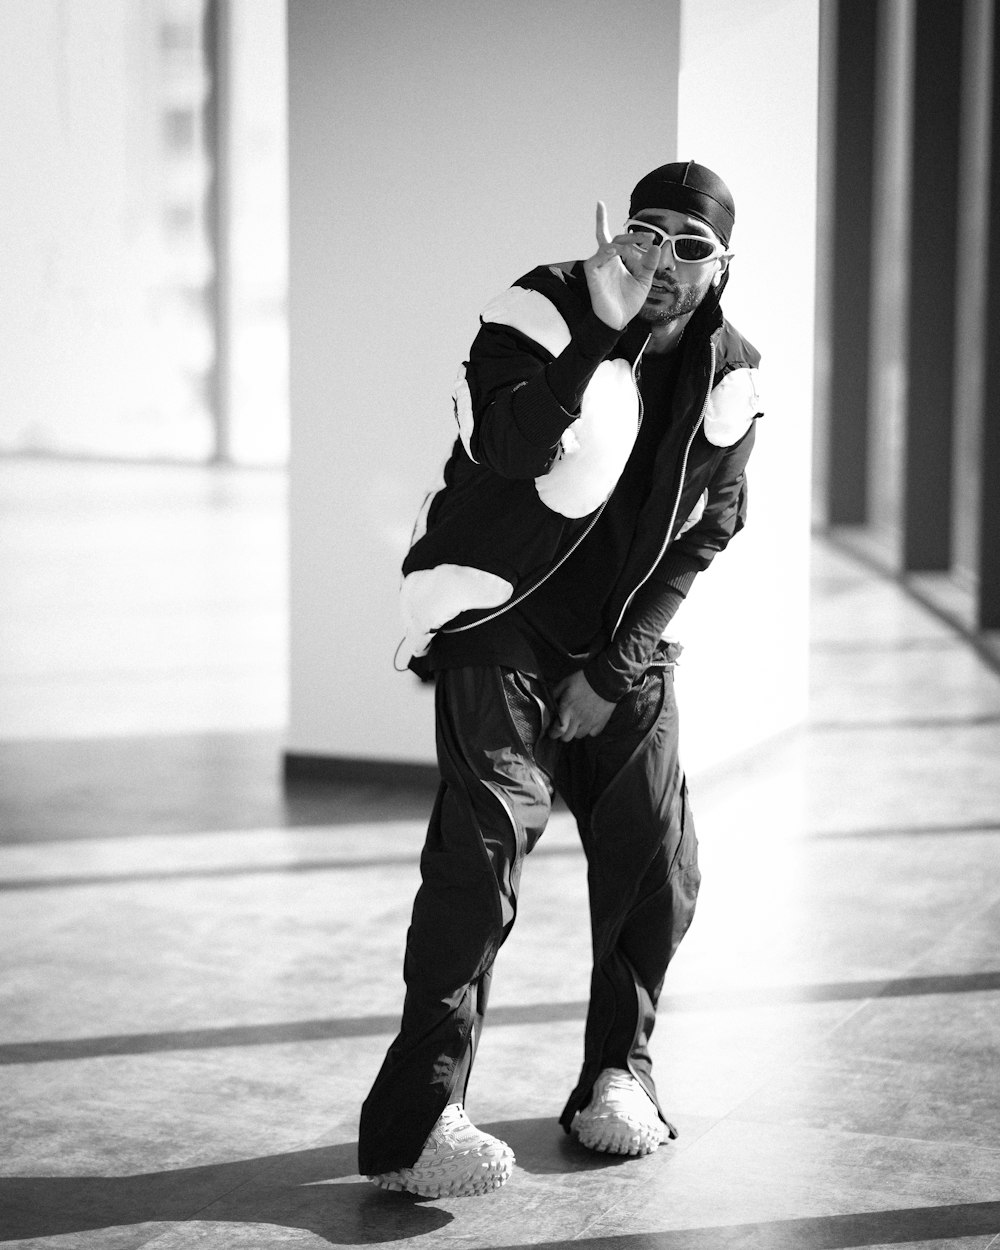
583, 581, 688, 702
583, 420, 757, 702
464, 308, 623, 479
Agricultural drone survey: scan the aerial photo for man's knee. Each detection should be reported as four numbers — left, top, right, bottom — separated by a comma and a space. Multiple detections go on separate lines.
649, 782, 699, 891
477, 772, 553, 927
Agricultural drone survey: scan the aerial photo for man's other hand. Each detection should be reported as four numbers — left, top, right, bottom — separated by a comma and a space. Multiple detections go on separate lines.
550, 670, 616, 740
583, 201, 660, 330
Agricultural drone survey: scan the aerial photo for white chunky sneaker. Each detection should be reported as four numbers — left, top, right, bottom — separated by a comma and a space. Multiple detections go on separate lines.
573, 1068, 666, 1156
368, 1103, 514, 1198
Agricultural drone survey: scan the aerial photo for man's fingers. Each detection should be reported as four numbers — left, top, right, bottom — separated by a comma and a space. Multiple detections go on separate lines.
550, 711, 580, 740
611, 232, 662, 262
595, 200, 618, 250
593, 232, 661, 269
635, 245, 661, 276
551, 715, 599, 741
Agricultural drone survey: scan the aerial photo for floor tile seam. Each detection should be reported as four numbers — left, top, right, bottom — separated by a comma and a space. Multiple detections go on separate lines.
561, 1197, 634, 1243
807, 899, 1000, 1048
15, 980, 983, 1058
0, 832, 572, 861
287, 1120, 362, 1162
130, 1174, 270, 1247
0, 858, 425, 888
812, 981, 995, 1054
0, 862, 550, 894
890, 889, 1000, 981
801, 725, 1000, 754
114, 1221, 194, 1250
676, 1051, 822, 1144
790, 981, 885, 1049
0, 842, 585, 887
804, 713, 1000, 734
678, 1016, 1000, 1144
722, 1104, 1000, 1156
675, 1104, 1000, 1161
0, 821, 434, 853
743, 1048, 1000, 1087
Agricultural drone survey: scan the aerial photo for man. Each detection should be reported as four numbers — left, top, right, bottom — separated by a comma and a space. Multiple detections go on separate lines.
359, 161, 761, 1198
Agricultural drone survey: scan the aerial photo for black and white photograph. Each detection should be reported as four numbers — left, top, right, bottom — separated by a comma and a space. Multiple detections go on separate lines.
2, 1, 999, 1247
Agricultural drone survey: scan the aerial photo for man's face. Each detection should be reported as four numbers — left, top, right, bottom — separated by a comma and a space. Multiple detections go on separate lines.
624, 208, 729, 325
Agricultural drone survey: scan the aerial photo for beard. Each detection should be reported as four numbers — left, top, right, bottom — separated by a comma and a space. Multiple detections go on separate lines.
638, 281, 707, 324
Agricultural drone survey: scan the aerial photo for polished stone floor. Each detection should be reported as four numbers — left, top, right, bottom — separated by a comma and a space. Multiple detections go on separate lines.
1, 460, 999, 1249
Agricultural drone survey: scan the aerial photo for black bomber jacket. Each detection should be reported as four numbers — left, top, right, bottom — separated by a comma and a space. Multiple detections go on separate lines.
399, 259, 763, 693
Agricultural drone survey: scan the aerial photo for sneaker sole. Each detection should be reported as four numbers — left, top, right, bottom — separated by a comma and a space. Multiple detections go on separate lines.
369, 1153, 514, 1199
575, 1116, 663, 1157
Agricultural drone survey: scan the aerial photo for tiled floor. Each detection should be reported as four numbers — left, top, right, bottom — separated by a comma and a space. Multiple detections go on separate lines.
1, 460, 999, 1248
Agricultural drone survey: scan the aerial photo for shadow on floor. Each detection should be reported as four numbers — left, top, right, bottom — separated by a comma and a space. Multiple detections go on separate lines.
6, 971, 1000, 1067
3, 1130, 998, 1248
0, 1141, 448, 1246
481, 1201, 1000, 1248
0, 1119, 661, 1246
481, 1116, 640, 1176
0, 732, 438, 843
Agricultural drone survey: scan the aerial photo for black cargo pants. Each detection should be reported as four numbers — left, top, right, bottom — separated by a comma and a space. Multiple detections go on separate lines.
357, 652, 700, 1175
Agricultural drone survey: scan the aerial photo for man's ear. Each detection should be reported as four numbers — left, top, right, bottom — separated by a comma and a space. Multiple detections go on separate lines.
712, 252, 732, 288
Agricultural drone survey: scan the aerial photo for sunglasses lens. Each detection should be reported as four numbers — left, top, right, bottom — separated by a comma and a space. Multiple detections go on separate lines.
627, 222, 665, 245
674, 236, 717, 262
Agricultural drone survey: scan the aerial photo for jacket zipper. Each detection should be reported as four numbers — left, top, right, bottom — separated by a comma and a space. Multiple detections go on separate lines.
609, 338, 716, 639
440, 337, 650, 636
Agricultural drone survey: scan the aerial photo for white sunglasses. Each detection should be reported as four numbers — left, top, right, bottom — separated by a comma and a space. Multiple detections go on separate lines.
624, 218, 726, 264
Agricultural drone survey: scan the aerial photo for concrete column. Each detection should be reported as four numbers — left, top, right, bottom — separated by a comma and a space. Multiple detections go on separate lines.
825, 0, 879, 528
952, 0, 992, 595
286, 0, 816, 773
867, 0, 914, 564
979, 0, 1000, 628
285, 0, 680, 767
671, 0, 818, 767
902, 0, 965, 571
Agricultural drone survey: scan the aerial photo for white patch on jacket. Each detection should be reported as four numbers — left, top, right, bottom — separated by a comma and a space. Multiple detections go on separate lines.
453, 365, 477, 462
481, 286, 640, 520
400, 564, 514, 660
535, 358, 639, 518
481, 286, 572, 357
676, 490, 707, 537
408, 460, 447, 549
703, 367, 761, 447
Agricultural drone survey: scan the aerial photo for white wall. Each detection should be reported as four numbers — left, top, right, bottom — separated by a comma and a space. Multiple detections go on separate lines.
668, 0, 819, 772
287, 0, 817, 770
287, 0, 680, 761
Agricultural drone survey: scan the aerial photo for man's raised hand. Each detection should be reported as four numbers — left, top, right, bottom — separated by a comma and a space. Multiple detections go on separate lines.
583, 201, 661, 331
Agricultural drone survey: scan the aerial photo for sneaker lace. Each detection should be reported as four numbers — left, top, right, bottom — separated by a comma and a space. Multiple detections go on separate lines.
602, 1070, 635, 1093
438, 1103, 469, 1129
433, 1103, 479, 1147
592, 1068, 656, 1118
